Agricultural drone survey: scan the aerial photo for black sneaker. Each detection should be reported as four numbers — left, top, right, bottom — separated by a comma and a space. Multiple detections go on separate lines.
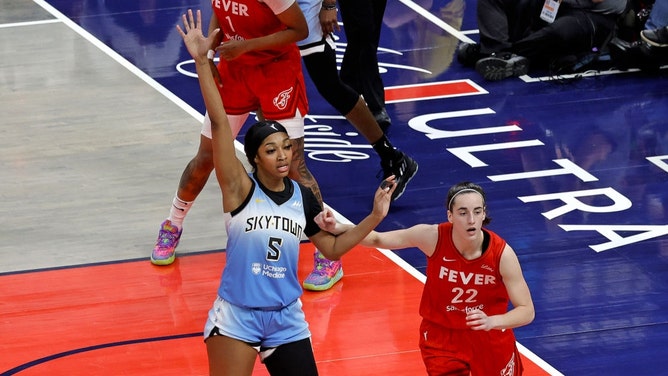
475, 53, 529, 81
381, 151, 418, 201
456, 42, 482, 67
608, 37, 644, 70
641, 26, 668, 48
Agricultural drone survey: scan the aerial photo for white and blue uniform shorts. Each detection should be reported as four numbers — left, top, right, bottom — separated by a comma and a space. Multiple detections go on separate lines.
203, 296, 311, 349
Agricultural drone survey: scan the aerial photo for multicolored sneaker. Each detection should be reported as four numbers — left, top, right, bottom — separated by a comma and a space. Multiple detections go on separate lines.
151, 220, 182, 266
303, 250, 343, 291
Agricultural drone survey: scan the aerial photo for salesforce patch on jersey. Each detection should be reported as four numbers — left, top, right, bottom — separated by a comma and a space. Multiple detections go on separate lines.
252, 262, 287, 279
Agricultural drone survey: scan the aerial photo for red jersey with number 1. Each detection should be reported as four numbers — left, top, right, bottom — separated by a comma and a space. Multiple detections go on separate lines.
420, 222, 509, 329
211, 0, 296, 66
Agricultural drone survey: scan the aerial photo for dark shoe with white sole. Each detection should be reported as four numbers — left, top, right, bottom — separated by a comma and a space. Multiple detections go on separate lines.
475, 53, 529, 81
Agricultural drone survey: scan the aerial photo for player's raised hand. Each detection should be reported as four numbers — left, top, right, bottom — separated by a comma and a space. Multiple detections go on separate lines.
176, 9, 220, 64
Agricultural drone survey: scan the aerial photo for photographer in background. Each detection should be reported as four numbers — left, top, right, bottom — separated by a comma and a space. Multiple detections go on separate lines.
458, 0, 628, 80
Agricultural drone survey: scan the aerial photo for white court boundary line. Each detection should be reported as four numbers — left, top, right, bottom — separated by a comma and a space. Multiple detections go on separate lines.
32, 1, 563, 374
383, 1, 565, 374
0, 18, 60, 28
396, 0, 475, 44
31, 0, 205, 125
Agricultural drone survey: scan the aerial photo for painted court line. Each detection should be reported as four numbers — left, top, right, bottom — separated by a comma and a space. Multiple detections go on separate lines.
29, 1, 563, 374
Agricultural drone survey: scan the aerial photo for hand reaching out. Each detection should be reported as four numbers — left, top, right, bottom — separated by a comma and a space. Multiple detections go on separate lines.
315, 176, 395, 236
315, 207, 339, 234
372, 176, 396, 219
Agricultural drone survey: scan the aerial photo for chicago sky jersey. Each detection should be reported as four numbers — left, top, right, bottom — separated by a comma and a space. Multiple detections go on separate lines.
219, 175, 307, 309
420, 222, 509, 329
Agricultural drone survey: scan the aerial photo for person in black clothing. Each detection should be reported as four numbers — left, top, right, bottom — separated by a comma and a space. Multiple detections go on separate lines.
295, 0, 419, 292
458, 0, 628, 80
338, 0, 392, 129
608, 0, 668, 69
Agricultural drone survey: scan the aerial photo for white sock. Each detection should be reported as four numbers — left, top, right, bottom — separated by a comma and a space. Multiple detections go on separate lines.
167, 195, 193, 229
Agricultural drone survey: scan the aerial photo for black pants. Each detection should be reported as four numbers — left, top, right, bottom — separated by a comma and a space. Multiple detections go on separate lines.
338, 0, 388, 114
477, 0, 619, 65
302, 39, 359, 115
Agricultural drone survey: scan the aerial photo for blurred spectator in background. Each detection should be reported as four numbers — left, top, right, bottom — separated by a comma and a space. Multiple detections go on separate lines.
458, 0, 628, 80
609, 0, 668, 69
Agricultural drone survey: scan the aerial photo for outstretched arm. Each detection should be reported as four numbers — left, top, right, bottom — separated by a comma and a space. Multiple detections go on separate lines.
309, 177, 396, 260
361, 224, 439, 257
176, 9, 251, 211
318, 215, 440, 257
315, 180, 439, 257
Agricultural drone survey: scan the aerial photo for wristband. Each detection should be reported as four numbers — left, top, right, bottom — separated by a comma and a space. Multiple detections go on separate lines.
207, 49, 215, 60
322, 3, 337, 11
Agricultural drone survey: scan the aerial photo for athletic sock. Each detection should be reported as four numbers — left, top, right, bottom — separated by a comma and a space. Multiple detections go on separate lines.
371, 135, 399, 162
167, 195, 193, 229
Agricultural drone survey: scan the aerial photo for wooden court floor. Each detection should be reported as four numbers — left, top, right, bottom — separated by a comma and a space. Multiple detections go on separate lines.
1, 245, 426, 375
1, 244, 554, 375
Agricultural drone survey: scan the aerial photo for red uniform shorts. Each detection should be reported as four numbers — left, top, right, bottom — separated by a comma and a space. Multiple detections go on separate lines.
419, 319, 523, 376
216, 48, 308, 121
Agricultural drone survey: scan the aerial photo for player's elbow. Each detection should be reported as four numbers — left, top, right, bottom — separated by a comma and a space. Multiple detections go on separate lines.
360, 232, 380, 248
297, 27, 308, 42
522, 304, 536, 326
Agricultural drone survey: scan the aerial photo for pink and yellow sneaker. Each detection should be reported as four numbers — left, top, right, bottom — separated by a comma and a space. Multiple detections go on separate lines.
303, 250, 343, 291
151, 220, 182, 266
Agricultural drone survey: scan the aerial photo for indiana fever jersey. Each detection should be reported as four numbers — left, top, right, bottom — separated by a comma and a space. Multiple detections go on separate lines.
420, 222, 509, 329
211, 0, 297, 65
219, 176, 308, 309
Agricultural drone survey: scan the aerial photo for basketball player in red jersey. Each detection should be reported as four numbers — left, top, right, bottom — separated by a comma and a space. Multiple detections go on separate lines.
152, 0, 324, 272
317, 181, 535, 375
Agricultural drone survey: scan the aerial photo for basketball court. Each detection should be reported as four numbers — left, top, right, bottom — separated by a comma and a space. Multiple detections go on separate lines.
1, 0, 667, 374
